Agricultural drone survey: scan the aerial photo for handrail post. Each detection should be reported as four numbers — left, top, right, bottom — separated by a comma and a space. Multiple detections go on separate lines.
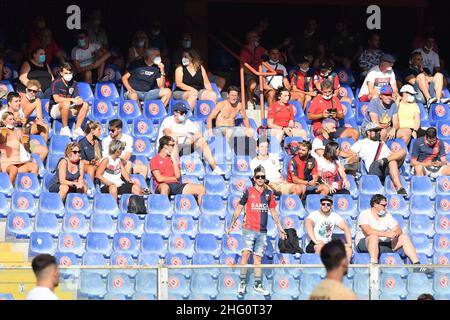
369, 264, 380, 300
240, 64, 246, 110
157, 266, 169, 300
258, 65, 265, 123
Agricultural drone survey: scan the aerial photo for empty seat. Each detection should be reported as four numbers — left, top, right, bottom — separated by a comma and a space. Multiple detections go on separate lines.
94, 82, 120, 104
86, 232, 112, 257
407, 273, 433, 296
58, 232, 84, 257
299, 273, 322, 297
219, 253, 241, 267
167, 273, 190, 298
387, 194, 410, 219
218, 273, 240, 295
79, 272, 107, 298
379, 253, 408, 277
180, 155, 205, 180
194, 100, 214, 119
299, 254, 325, 276
81, 252, 108, 277
409, 214, 434, 238
433, 272, 450, 294
0, 172, 14, 197
232, 156, 252, 176
198, 214, 224, 239
429, 103, 450, 126
39, 192, 65, 218
200, 194, 226, 219
61, 212, 88, 238
192, 253, 220, 278
12, 191, 37, 217
359, 175, 384, 195
195, 233, 221, 258
306, 194, 322, 213
135, 271, 157, 295
93, 194, 120, 218
137, 253, 160, 266
29, 232, 56, 256
225, 214, 244, 235
147, 195, 172, 217
333, 194, 357, 219
107, 272, 134, 297
190, 274, 218, 298
143, 100, 167, 124
411, 176, 435, 199
91, 99, 116, 123
352, 253, 370, 274
35, 212, 60, 237
437, 120, 450, 140
272, 273, 299, 298
144, 214, 170, 238
435, 212, 450, 234
165, 253, 192, 278
6, 211, 32, 239
434, 233, 450, 254
141, 233, 167, 258
411, 233, 434, 257
113, 233, 139, 257
54, 252, 78, 279
133, 137, 154, 158
132, 117, 157, 142
66, 193, 91, 218
49, 135, 71, 154
229, 175, 252, 196
168, 234, 194, 258
174, 195, 200, 219
77, 82, 94, 104
273, 253, 301, 278
437, 176, 450, 196
380, 274, 407, 298
171, 214, 197, 239
221, 233, 243, 255
436, 196, 450, 216
119, 100, 141, 123
15, 173, 40, 197
279, 194, 307, 219
353, 273, 369, 296
117, 213, 142, 238
0, 193, 10, 218
358, 194, 373, 212
410, 195, 435, 218
90, 213, 116, 238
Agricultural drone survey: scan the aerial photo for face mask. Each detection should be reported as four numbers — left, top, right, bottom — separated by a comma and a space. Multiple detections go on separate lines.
424, 46, 432, 51
300, 67, 309, 73
152, 30, 160, 36
135, 40, 145, 48
377, 210, 387, 217
385, 66, 393, 73
182, 57, 190, 66
269, 59, 279, 64
407, 95, 415, 103
78, 39, 87, 47
38, 54, 46, 63
69, 158, 79, 164
328, 131, 337, 139
370, 131, 381, 141
153, 56, 162, 65
26, 93, 35, 101
254, 41, 259, 47
182, 40, 192, 49
322, 94, 333, 100
178, 115, 186, 123
63, 74, 73, 82
321, 72, 329, 78
6, 124, 14, 129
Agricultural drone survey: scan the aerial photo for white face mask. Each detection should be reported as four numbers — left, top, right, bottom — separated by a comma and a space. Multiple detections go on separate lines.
254, 41, 259, 47
300, 67, 309, 73
25, 93, 35, 101
385, 66, 393, 73
152, 30, 160, 36
407, 95, 415, 103
6, 124, 14, 129
424, 46, 432, 51
153, 56, 162, 65
269, 59, 279, 64
377, 210, 387, 217
322, 94, 333, 100
63, 74, 73, 82
182, 57, 190, 66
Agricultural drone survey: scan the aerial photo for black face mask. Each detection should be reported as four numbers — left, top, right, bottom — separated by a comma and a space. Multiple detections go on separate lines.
328, 131, 337, 140
370, 131, 381, 141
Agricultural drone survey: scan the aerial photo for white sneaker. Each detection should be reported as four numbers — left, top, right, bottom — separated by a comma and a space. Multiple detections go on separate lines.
212, 166, 226, 175
72, 127, 85, 139
253, 283, 270, 296
440, 97, 450, 104
237, 281, 247, 295
60, 126, 72, 137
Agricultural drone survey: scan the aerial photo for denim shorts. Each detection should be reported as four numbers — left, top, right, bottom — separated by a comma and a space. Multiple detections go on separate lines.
242, 229, 268, 257
131, 89, 161, 101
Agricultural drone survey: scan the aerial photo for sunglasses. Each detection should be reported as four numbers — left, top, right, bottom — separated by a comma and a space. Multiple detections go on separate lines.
321, 202, 332, 207
378, 203, 388, 207
72, 150, 81, 154
167, 144, 175, 147
255, 175, 266, 180
109, 128, 117, 132
27, 88, 38, 93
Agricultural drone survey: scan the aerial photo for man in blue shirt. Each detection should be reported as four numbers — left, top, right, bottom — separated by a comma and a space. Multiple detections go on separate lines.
411, 127, 450, 178
121, 48, 171, 107
361, 84, 400, 142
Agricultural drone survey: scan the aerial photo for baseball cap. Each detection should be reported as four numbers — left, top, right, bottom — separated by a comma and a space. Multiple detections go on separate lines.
380, 84, 393, 95
366, 122, 382, 132
400, 84, 417, 95
297, 55, 309, 65
320, 196, 333, 204
380, 53, 396, 64
319, 60, 332, 70
173, 102, 188, 113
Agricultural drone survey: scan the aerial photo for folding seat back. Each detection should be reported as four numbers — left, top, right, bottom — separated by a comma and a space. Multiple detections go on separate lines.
204, 174, 228, 198
62, 212, 88, 237
171, 214, 197, 238
6, 211, 32, 239
147, 194, 172, 217
174, 194, 200, 218
132, 117, 157, 142
437, 176, 450, 196
113, 233, 139, 257
218, 273, 240, 295
411, 176, 435, 198
380, 253, 408, 277
387, 195, 409, 218
167, 273, 190, 298
117, 213, 142, 238
133, 137, 154, 158
119, 99, 141, 123
140, 233, 167, 258
168, 234, 194, 258
434, 272, 450, 294
91, 99, 116, 123
195, 233, 221, 258
333, 194, 357, 219
49, 135, 71, 154
66, 193, 91, 218
435, 212, 450, 234
143, 100, 167, 124
229, 175, 252, 196
39, 192, 65, 218
77, 82, 94, 103
353, 273, 369, 295
93, 193, 120, 218
90, 213, 116, 238
144, 214, 170, 238
190, 274, 218, 298
208, 136, 233, 164
437, 120, 450, 140
410, 195, 435, 218
12, 191, 37, 217
411, 233, 434, 257
299, 254, 325, 276
94, 82, 120, 104
79, 272, 107, 298
194, 100, 214, 119
279, 194, 306, 219
429, 103, 450, 125
0, 172, 14, 197
272, 273, 299, 298
29, 232, 56, 257
232, 156, 252, 176
15, 173, 40, 197
135, 270, 157, 295
434, 233, 450, 254
107, 271, 135, 296
198, 214, 224, 239
180, 155, 205, 179
221, 233, 243, 255
306, 194, 322, 213
35, 212, 60, 237
407, 273, 433, 295
380, 274, 407, 297
299, 273, 322, 296
86, 232, 112, 257
359, 175, 384, 195
409, 214, 434, 238
0, 193, 10, 218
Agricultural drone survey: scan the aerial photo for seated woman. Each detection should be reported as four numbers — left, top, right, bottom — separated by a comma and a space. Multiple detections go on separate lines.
96, 139, 142, 200
0, 112, 38, 184
173, 49, 217, 111
395, 84, 425, 145
127, 30, 149, 66
48, 142, 86, 202
317, 142, 350, 196
79, 121, 102, 181
18, 47, 54, 98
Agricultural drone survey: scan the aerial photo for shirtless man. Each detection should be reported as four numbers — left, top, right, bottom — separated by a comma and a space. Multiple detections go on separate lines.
19, 80, 49, 143
207, 86, 254, 140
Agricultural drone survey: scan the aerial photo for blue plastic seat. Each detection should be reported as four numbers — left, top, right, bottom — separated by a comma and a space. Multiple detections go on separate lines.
15, 173, 40, 197
147, 194, 172, 218
352, 253, 370, 273
39, 192, 65, 218
57, 232, 84, 257
0, 80, 14, 93
273, 253, 301, 278
272, 273, 299, 298
232, 156, 252, 177
165, 253, 192, 278
434, 272, 450, 294
208, 136, 233, 164
306, 194, 322, 213
437, 176, 450, 196
204, 163, 231, 180
12, 191, 37, 217
167, 273, 190, 298
332, 194, 357, 219
171, 214, 197, 239
192, 253, 220, 278
299, 254, 325, 276
77, 82, 94, 104
411, 176, 435, 199
194, 100, 214, 119
180, 155, 205, 180
190, 274, 218, 298
79, 272, 107, 298
409, 214, 434, 238
411, 233, 434, 257
433, 253, 450, 269
387, 194, 410, 219
434, 233, 450, 254
337, 137, 355, 154
29, 232, 56, 257
143, 100, 167, 124
54, 252, 78, 278
226, 195, 243, 217
86, 232, 112, 257
407, 273, 433, 296
357, 194, 373, 212
436, 195, 450, 216
138, 253, 160, 266
132, 117, 157, 142
90, 213, 116, 238
219, 253, 241, 267
437, 120, 450, 140
119, 100, 141, 123
380, 274, 407, 298
6, 211, 32, 239
386, 139, 410, 162
203, 175, 228, 199
200, 194, 226, 219
410, 195, 435, 218
45, 154, 63, 173
117, 213, 142, 238
279, 194, 307, 219
0, 194, 9, 218
94, 82, 120, 104
174, 195, 200, 219
218, 273, 240, 295
221, 233, 243, 255
143, 214, 170, 238
353, 273, 369, 297
66, 193, 91, 218
103, 293, 127, 300
429, 103, 450, 126
132, 137, 154, 158
61, 211, 87, 238
435, 212, 450, 234
380, 253, 408, 277
194, 233, 221, 258
93, 193, 120, 218
135, 270, 157, 295
229, 175, 252, 196
355, 101, 370, 125
198, 215, 224, 239
141, 233, 167, 258
0, 173, 14, 197
107, 272, 134, 297
168, 234, 194, 258
35, 212, 60, 237
279, 215, 303, 239
49, 135, 71, 154
359, 175, 384, 195
225, 214, 244, 235
113, 233, 139, 257
299, 273, 322, 297
81, 252, 108, 277
30, 153, 46, 178
91, 99, 116, 123
385, 175, 409, 197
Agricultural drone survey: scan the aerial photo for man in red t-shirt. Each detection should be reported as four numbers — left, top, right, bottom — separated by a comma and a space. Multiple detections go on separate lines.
150, 136, 205, 204
290, 56, 317, 109
307, 80, 359, 140
227, 165, 286, 296
267, 87, 308, 143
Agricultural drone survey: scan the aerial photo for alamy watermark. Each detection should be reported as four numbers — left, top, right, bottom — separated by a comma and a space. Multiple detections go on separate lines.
366, 5, 381, 30
66, 5, 81, 30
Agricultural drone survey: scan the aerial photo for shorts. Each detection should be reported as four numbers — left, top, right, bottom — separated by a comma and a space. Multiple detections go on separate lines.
213, 127, 247, 138
129, 89, 161, 101
173, 89, 207, 100
356, 238, 393, 254
268, 182, 296, 195
368, 157, 402, 184
156, 182, 187, 196
100, 181, 134, 195
49, 104, 78, 119
242, 229, 268, 257
414, 79, 435, 104
48, 183, 78, 193
178, 143, 195, 157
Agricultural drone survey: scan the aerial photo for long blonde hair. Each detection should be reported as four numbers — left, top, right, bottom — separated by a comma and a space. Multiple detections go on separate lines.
83, 121, 102, 161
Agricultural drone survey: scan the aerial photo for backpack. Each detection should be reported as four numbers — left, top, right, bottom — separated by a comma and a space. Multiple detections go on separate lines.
127, 195, 147, 215
278, 228, 304, 254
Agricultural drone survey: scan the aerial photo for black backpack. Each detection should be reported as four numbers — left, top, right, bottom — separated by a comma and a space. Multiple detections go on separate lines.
278, 228, 304, 254
127, 195, 147, 215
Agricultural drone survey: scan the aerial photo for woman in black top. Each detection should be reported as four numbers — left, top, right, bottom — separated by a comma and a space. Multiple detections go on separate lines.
78, 121, 102, 180
173, 49, 217, 111
18, 47, 54, 98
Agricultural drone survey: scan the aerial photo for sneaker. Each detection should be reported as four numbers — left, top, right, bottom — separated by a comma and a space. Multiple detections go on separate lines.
60, 126, 72, 137
397, 187, 408, 198
237, 281, 247, 295
142, 188, 151, 195
212, 166, 226, 175
253, 283, 270, 296
72, 127, 85, 139
414, 266, 434, 274
426, 97, 437, 109
440, 97, 450, 104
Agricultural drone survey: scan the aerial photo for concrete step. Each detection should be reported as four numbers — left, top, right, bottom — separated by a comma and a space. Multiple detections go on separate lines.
0, 270, 35, 282
0, 252, 25, 263
0, 243, 13, 252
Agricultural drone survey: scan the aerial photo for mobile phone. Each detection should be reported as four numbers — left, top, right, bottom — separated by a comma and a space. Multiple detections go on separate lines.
329, 108, 337, 113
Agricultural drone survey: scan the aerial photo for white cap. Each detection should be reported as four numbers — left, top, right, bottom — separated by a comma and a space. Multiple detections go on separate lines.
400, 84, 417, 95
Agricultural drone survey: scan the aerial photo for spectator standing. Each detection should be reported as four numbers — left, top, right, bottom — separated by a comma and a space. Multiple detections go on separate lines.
358, 32, 383, 78
26, 254, 59, 300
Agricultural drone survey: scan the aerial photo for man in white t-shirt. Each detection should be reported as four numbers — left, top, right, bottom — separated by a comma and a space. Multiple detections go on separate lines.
102, 119, 148, 179
71, 29, 111, 84
250, 138, 302, 195
412, 35, 441, 75
305, 196, 352, 259
355, 194, 432, 273
260, 47, 291, 107
346, 122, 407, 198
158, 103, 225, 175
358, 54, 398, 102
26, 254, 59, 300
